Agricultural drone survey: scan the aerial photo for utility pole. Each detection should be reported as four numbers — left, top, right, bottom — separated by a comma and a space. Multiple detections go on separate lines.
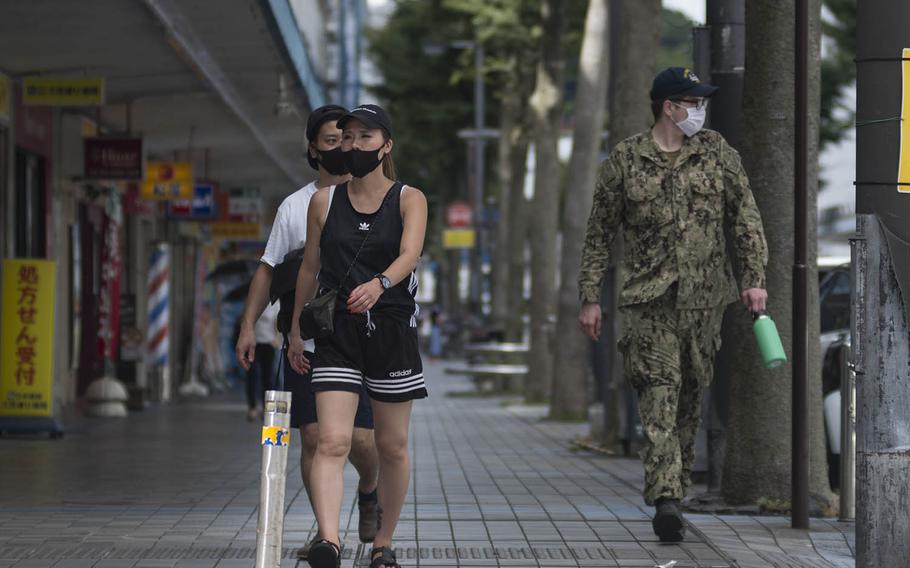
791, 0, 810, 530
855, 1, 910, 563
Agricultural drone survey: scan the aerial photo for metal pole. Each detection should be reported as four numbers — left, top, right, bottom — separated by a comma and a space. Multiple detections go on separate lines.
471, 42, 486, 314
254, 390, 293, 568
791, 0, 810, 530
838, 341, 855, 520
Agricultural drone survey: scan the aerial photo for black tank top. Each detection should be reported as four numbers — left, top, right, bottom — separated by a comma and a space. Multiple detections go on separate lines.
319, 182, 419, 324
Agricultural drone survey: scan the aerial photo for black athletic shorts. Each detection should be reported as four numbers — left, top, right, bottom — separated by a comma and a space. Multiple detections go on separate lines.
283, 347, 374, 429
312, 312, 428, 403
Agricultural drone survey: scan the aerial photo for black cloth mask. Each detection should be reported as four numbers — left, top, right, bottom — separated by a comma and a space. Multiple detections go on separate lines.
317, 147, 349, 176
343, 148, 383, 178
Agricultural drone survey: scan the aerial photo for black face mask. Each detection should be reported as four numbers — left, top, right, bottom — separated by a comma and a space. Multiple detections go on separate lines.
317, 147, 349, 176
343, 148, 383, 178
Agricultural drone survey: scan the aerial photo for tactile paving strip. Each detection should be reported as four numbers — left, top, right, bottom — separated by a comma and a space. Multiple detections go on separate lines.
0, 543, 736, 566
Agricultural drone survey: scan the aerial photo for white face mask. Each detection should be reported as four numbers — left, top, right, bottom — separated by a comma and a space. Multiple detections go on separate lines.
674, 105, 706, 137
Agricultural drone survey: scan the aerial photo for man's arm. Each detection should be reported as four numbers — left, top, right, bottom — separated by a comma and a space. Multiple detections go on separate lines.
236, 203, 288, 370
722, 140, 769, 310
578, 152, 624, 340
236, 263, 273, 370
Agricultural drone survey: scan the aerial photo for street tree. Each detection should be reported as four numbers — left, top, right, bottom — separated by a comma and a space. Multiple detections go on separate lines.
820, 0, 855, 149
721, 0, 834, 510
549, 0, 610, 420
525, 0, 566, 403
592, 0, 663, 448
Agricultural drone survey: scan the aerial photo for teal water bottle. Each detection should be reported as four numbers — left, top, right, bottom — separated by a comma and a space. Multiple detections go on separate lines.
753, 311, 787, 369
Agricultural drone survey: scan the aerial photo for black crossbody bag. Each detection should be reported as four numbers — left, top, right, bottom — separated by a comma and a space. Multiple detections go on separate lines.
298, 185, 393, 340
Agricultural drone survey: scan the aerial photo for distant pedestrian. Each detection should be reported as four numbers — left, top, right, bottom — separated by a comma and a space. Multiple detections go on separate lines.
428, 306, 444, 360
578, 68, 769, 542
243, 301, 280, 421
288, 104, 428, 568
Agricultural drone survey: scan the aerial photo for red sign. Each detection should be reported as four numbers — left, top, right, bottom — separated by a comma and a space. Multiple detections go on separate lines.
84, 138, 143, 179
446, 201, 473, 228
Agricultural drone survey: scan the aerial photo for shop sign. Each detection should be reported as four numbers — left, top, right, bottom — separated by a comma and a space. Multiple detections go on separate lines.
169, 183, 216, 219
227, 188, 261, 223
443, 228, 476, 249
84, 138, 143, 179
140, 161, 193, 200
211, 222, 262, 241
22, 77, 105, 106
0, 259, 56, 417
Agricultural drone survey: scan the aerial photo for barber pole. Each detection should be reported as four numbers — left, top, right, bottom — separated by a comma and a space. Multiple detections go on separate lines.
147, 244, 169, 367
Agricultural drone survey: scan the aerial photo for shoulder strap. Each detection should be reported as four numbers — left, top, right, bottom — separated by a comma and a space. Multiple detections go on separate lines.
323, 184, 337, 225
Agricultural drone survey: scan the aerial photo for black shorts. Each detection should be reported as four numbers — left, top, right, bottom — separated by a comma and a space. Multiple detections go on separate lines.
312, 312, 427, 403
283, 348, 374, 429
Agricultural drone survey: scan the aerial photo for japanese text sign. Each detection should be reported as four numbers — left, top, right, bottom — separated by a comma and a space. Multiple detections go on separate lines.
1, 259, 56, 417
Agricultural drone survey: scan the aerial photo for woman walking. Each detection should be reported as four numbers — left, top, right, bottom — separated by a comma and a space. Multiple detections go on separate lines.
288, 104, 427, 568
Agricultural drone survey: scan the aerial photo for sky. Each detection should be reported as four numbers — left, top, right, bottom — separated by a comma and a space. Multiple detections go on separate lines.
664, 0, 706, 23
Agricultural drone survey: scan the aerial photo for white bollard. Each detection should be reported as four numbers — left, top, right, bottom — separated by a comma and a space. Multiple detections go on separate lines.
255, 389, 293, 568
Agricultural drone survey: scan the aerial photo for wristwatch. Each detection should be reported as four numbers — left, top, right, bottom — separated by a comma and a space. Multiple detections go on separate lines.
374, 273, 392, 290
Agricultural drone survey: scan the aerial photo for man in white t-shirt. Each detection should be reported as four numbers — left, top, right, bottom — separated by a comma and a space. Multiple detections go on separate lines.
235, 105, 379, 558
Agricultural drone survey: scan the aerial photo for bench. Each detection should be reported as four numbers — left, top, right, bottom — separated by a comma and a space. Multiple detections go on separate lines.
444, 363, 529, 393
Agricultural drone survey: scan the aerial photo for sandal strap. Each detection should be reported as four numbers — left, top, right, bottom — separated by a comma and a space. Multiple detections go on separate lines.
315, 538, 341, 554
369, 546, 398, 568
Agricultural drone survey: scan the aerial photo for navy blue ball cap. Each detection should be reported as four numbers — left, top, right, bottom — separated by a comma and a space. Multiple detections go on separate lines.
337, 104, 393, 138
650, 67, 719, 101
306, 104, 347, 142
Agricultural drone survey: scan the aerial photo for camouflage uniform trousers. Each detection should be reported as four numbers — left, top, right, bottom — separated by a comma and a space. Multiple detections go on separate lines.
618, 285, 725, 506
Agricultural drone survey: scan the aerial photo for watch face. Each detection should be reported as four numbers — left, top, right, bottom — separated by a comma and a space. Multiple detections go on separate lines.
380, 276, 392, 289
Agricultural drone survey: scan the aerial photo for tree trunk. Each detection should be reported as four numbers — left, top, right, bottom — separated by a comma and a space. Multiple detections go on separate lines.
491, 62, 521, 336
721, 0, 833, 510
525, 0, 565, 403
505, 134, 530, 342
595, 0, 662, 449
549, 0, 610, 421
525, 0, 563, 402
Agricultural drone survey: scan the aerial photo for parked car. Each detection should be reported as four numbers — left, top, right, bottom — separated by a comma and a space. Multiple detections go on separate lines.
818, 257, 851, 490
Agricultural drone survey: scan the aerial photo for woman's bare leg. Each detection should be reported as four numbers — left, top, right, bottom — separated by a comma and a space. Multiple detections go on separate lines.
370, 399, 413, 551
310, 390, 359, 546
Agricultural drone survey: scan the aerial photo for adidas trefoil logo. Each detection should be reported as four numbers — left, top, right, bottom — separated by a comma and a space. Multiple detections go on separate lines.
358, 222, 370, 231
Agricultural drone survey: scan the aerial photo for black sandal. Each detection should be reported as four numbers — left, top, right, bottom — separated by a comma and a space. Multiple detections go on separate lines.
369, 546, 400, 568
307, 539, 341, 568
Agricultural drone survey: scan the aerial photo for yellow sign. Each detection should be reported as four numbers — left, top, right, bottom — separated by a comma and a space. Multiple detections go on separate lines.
0, 72, 10, 122
211, 222, 262, 240
443, 228, 476, 249
899, 48, 910, 193
261, 426, 290, 446
1, 259, 56, 418
22, 77, 105, 106
140, 161, 194, 200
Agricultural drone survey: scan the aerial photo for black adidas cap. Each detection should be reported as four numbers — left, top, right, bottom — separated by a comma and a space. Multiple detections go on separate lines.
650, 67, 719, 101
337, 104, 393, 138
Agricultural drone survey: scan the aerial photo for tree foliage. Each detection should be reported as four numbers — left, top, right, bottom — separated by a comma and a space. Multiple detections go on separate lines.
820, 0, 855, 148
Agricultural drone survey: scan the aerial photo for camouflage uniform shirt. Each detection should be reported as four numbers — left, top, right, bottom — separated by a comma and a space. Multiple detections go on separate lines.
578, 129, 768, 308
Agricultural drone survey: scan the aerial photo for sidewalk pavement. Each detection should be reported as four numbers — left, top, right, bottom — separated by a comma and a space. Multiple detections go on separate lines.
0, 359, 854, 567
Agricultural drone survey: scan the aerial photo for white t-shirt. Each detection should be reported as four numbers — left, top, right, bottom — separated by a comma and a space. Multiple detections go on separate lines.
254, 301, 279, 344
261, 182, 330, 353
